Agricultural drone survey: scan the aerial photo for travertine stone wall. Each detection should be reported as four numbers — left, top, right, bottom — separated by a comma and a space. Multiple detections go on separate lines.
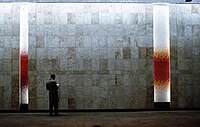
170, 4, 200, 108
0, 4, 20, 110
0, 3, 200, 110
28, 3, 154, 110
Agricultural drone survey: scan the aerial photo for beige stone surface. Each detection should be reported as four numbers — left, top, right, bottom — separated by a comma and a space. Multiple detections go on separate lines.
0, 111, 200, 127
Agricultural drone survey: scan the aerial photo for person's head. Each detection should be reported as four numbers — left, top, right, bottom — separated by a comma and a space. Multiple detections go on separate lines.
50, 74, 55, 80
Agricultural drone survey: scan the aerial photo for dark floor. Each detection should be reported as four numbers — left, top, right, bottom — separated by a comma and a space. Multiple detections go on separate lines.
0, 111, 200, 127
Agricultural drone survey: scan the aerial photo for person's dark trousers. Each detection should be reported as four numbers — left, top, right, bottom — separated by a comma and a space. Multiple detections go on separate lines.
49, 97, 59, 116
49, 99, 54, 116
54, 102, 58, 115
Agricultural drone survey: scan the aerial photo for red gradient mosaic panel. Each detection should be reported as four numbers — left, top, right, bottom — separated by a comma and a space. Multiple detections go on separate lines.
20, 52, 28, 99
154, 51, 170, 89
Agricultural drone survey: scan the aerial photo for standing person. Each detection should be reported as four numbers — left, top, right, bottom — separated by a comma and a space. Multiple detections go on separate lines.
46, 74, 59, 116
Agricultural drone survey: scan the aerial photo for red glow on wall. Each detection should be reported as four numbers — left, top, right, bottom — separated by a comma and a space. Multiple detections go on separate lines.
154, 51, 170, 89
20, 52, 28, 92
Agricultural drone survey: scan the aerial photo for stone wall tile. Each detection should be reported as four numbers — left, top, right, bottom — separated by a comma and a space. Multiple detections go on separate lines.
192, 4, 200, 14
100, 48, 108, 59
52, 59, 60, 71
3, 75, 11, 86
146, 47, 153, 59
145, 24, 153, 36
76, 13, 91, 25
44, 59, 53, 71
177, 47, 185, 59
0, 25, 5, 36
108, 48, 115, 59
99, 97, 107, 109
92, 86, 99, 98
3, 86, 11, 110
12, 24, 19, 36
107, 36, 116, 47
3, 48, 12, 59
99, 59, 108, 71
146, 36, 153, 47
115, 85, 124, 98
36, 48, 45, 59
178, 59, 193, 71
91, 13, 99, 24
123, 60, 131, 70
114, 13, 123, 25
36, 59, 45, 72
83, 59, 92, 70
4, 36, 12, 48
192, 47, 200, 58
92, 74, 99, 86
68, 13, 76, 24
29, 59, 37, 71
59, 13, 68, 24
139, 47, 146, 59
0, 37, 4, 48
84, 97, 92, 109
67, 47, 76, 59
178, 97, 186, 108
29, 48, 36, 59
11, 71, 19, 109
59, 25, 68, 37
0, 86, 4, 109
107, 98, 116, 109
99, 85, 107, 98
115, 47, 123, 59
92, 48, 100, 59
123, 47, 131, 59
193, 35, 200, 47
92, 59, 99, 70
29, 97, 36, 110
171, 59, 178, 70
131, 47, 139, 59
107, 85, 115, 98
37, 98, 48, 110
75, 85, 84, 97
115, 98, 124, 109
67, 36, 76, 47
11, 59, 19, 71
138, 36, 146, 47
177, 25, 185, 36
115, 59, 123, 70
84, 84, 92, 97
12, 48, 19, 59
99, 13, 114, 25
91, 97, 100, 109
36, 36, 44, 48
108, 59, 115, 71
115, 36, 124, 47
83, 48, 92, 59
83, 36, 92, 48
184, 48, 193, 59
192, 25, 200, 36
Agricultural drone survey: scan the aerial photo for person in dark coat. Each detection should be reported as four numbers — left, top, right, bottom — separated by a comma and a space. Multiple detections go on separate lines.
46, 74, 59, 116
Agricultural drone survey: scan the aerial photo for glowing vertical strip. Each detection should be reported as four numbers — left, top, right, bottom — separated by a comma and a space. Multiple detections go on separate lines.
153, 4, 170, 102
20, 5, 28, 104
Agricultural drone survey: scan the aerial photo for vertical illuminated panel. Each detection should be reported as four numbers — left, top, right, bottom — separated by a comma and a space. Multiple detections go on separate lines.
153, 4, 170, 103
20, 5, 28, 105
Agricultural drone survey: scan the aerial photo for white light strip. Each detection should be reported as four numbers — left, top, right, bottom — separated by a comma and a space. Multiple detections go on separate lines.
20, 5, 28, 104
153, 4, 170, 102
